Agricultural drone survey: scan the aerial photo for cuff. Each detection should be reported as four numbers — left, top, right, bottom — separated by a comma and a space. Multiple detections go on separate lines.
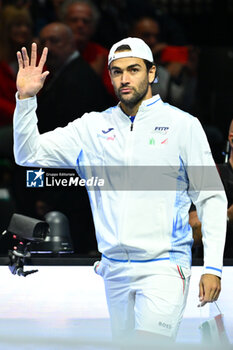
203, 266, 222, 278
16, 92, 36, 101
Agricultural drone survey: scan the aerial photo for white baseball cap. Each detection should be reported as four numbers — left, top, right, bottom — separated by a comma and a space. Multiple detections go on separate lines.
108, 37, 154, 66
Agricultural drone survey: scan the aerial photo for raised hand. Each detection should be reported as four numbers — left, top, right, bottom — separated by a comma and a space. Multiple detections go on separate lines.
16, 43, 49, 99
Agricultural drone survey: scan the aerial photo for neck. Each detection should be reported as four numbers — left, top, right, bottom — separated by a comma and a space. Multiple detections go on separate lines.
120, 101, 141, 116
120, 86, 152, 116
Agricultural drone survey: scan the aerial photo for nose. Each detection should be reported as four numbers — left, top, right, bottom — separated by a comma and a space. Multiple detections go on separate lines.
75, 19, 84, 28
18, 24, 29, 32
121, 70, 130, 85
74, 18, 88, 31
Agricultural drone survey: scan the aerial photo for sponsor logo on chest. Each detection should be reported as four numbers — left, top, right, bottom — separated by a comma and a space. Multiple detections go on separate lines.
149, 126, 170, 145
154, 126, 169, 135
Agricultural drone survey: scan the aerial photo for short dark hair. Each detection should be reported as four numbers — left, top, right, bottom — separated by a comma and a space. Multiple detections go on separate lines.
114, 45, 155, 71
114, 44, 131, 52
143, 59, 154, 72
144, 60, 156, 86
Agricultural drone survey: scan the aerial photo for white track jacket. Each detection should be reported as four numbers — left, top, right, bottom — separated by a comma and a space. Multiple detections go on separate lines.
13, 94, 227, 277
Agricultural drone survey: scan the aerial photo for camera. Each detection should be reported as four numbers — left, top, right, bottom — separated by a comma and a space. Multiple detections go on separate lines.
5, 214, 49, 277
7, 213, 49, 242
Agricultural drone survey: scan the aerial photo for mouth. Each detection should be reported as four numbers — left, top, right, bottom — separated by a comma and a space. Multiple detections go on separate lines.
120, 87, 132, 94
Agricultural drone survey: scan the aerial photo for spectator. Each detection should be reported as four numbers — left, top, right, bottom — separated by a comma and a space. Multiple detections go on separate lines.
129, 15, 198, 113
0, 5, 33, 127
92, 0, 130, 49
1, 0, 31, 9
51, 0, 66, 21
218, 119, 233, 258
37, 21, 112, 132
128, 15, 166, 63
0, 5, 33, 252
60, 0, 115, 97
29, 0, 66, 36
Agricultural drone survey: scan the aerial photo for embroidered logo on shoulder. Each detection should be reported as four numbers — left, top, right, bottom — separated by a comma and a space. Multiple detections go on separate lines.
154, 126, 169, 135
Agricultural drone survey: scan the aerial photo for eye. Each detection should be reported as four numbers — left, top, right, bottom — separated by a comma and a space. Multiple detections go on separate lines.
50, 37, 60, 45
111, 69, 121, 76
130, 67, 139, 73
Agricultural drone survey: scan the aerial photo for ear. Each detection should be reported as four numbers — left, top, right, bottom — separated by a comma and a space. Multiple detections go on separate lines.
148, 65, 156, 84
228, 132, 233, 145
108, 67, 114, 85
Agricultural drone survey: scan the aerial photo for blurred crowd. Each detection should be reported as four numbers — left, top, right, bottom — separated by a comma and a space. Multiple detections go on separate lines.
0, 0, 232, 257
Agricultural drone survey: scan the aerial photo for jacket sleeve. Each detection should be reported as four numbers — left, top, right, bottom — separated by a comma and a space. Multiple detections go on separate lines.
13, 93, 86, 168
184, 117, 227, 278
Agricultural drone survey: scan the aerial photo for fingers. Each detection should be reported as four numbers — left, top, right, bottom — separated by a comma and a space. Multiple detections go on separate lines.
198, 281, 206, 307
17, 43, 47, 70
212, 286, 221, 301
38, 47, 48, 70
17, 51, 24, 69
198, 275, 221, 307
30, 42, 37, 67
21, 47, 30, 67
198, 300, 207, 307
198, 292, 219, 307
199, 279, 204, 301
41, 70, 50, 83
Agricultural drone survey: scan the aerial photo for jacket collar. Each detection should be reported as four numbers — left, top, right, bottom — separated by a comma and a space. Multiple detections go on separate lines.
116, 94, 162, 122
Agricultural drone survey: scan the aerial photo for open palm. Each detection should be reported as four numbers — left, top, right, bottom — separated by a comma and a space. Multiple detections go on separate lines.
16, 43, 49, 99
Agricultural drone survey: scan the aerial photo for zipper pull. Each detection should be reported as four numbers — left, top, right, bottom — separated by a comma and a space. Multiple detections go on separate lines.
130, 123, 134, 131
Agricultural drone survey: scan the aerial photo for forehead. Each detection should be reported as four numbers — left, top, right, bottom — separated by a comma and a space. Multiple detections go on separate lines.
40, 25, 64, 39
11, 17, 30, 26
110, 56, 145, 69
41, 25, 57, 35
67, 3, 93, 19
136, 18, 159, 34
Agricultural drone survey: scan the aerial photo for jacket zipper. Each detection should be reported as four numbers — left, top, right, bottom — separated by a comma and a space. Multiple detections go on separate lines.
119, 119, 135, 261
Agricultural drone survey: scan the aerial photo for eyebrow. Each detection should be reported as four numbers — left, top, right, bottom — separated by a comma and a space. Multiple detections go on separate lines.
110, 63, 142, 71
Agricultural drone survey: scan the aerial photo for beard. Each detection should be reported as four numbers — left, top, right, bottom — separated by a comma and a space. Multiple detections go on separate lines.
114, 77, 150, 110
